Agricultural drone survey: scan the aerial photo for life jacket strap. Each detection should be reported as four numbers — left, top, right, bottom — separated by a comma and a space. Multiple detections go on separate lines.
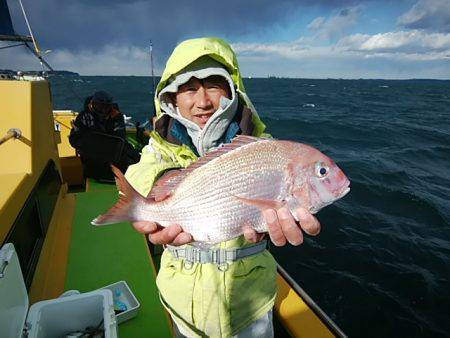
166, 240, 268, 268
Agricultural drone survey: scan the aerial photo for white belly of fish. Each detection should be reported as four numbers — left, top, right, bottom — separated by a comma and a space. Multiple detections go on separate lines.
138, 142, 289, 244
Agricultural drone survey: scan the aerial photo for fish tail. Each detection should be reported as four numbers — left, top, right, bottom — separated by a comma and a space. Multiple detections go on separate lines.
91, 165, 145, 226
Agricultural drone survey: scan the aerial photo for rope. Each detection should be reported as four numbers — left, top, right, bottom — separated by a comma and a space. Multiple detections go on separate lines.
0, 43, 25, 50
15, 1, 83, 105
0, 128, 22, 146
18, 1, 54, 73
18, 0, 40, 54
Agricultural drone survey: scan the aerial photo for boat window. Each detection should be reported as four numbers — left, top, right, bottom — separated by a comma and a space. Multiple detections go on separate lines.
3, 160, 62, 289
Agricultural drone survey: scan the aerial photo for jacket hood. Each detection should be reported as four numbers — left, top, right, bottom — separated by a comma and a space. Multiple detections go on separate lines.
154, 37, 266, 135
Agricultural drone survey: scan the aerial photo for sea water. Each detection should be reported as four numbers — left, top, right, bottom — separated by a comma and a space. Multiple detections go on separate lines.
49, 76, 450, 338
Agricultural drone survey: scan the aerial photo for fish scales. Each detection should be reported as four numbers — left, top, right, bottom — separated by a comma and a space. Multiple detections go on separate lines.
93, 137, 351, 245
138, 141, 293, 242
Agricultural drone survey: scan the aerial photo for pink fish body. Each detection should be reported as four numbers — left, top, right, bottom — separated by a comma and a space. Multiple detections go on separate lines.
93, 136, 350, 245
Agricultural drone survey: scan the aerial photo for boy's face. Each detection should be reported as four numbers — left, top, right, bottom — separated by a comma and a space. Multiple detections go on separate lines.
174, 75, 231, 129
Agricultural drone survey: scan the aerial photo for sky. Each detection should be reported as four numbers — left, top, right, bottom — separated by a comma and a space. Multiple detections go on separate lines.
1, 0, 450, 79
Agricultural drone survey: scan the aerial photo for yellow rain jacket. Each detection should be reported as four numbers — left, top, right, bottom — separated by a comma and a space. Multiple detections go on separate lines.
125, 37, 277, 337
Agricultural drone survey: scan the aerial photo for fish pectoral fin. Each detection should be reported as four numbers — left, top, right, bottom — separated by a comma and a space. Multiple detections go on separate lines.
233, 195, 284, 210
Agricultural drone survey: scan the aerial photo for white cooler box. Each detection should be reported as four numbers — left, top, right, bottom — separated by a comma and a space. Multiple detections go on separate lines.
0, 243, 118, 338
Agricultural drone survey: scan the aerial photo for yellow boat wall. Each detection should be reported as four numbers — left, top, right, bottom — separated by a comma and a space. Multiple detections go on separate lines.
53, 111, 77, 157
53, 111, 84, 186
0, 80, 61, 242
275, 273, 335, 338
0, 79, 76, 302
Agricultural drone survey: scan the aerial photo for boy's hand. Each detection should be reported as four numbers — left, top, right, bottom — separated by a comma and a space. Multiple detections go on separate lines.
243, 226, 266, 243
132, 221, 192, 246
255, 207, 320, 246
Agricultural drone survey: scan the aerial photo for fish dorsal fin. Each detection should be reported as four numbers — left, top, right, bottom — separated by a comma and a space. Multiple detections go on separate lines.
182, 135, 263, 172
148, 135, 264, 200
148, 169, 185, 201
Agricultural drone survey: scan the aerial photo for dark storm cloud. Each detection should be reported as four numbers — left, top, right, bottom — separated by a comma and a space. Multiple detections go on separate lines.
7, 0, 364, 61
397, 0, 450, 32
307, 5, 360, 41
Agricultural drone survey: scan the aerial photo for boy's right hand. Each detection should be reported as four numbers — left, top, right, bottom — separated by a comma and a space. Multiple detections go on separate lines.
132, 221, 192, 246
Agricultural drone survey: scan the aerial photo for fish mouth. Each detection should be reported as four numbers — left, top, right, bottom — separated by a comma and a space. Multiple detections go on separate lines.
339, 185, 351, 199
308, 177, 351, 214
310, 182, 350, 214
337, 175, 351, 199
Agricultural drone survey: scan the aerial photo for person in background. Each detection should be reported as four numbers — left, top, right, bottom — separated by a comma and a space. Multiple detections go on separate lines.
69, 90, 140, 180
125, 37, 321, 337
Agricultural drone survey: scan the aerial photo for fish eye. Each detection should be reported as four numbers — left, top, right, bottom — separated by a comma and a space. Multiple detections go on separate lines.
315, 163, 329, 178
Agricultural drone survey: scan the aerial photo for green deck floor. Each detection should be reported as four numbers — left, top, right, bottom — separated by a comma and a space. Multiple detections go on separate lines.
86, 178, 118, 192
65, 185, 172, 337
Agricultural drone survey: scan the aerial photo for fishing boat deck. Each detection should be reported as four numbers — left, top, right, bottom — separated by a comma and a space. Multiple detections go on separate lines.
64, 180, 172, 337
0, 77, 345, 337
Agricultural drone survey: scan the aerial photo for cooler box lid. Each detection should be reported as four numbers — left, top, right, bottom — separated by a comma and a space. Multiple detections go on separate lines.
0, 243, 29, 338
0, 243, 118, 338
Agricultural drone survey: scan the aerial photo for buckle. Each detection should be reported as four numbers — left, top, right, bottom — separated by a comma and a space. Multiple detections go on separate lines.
227, 249, 237, 261
170, 248, 179, 260
186, 248, 194, 262
194, 248, 201, 262
183, 260, 194, 270
211, 249, 219, 264
217, 262, 229, 272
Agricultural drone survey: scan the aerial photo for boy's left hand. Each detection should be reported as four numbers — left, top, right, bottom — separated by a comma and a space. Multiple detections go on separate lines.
244, 207, 321, 246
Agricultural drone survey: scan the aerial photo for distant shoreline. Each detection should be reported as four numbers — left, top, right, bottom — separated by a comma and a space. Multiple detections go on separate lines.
2, 70, 448, 81
58, 75, 450, 81
0, 69, 80, 76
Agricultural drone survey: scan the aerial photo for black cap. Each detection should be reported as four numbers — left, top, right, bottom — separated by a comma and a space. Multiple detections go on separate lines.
92, 90, 113, 104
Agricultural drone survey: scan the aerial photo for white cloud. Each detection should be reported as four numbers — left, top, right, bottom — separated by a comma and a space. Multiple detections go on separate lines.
398, 0, 450, 32
234, 30, 450, 62
307, 17, 326, 31
337, 30, 450, 55
233, 42, 313, 59
49, 45, 152, 75
307, 7, 360, 41
2, 28, 449, 79
0, 44, 154, 75
232, 28, 450, 79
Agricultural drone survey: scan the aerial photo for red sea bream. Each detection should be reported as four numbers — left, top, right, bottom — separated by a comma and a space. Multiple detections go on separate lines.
92, 136, 350, 244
